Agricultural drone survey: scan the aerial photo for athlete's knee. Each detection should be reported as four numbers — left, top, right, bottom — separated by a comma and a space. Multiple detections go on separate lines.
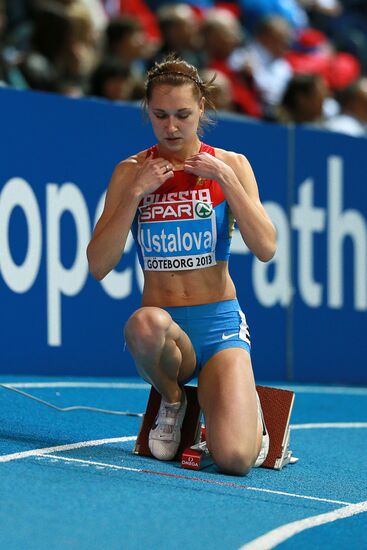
124, 307, 172, 354
211, 443, 256, 476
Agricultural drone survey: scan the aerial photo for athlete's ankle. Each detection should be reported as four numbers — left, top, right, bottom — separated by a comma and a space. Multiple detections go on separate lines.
161, 385, 182, 405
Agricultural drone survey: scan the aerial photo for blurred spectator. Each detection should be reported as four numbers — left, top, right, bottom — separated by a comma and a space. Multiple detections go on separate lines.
300, 0, 342, 18
104, 0, 160, 44
80, 0, 108, 37
237, 0, 309, 32
200, 68, 235, 111
88, 56, 143, 101
104, 16, 148, 78
202, 8, 244, 63
16, 2, 98, 94
285, 27, 361, 93
302, 0, 367, 73
150, 4, 204, 69
1, 0, 367, 134
65, 1, 99, 81
202, 8, 263, 117
229, 15, 294, 117
277, 72, 328, 125
324, 77, 367, 136
16, 5, 72, 92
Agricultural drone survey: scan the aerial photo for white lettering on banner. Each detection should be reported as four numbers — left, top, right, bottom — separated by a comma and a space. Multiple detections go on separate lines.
292, 179, 325, 307
0, 178, 42, 292
0, 155, 366, 347
328, 156, 367, 311
46, 184, 90, 346
253, 202, 293, 307
231, 160, 366, 310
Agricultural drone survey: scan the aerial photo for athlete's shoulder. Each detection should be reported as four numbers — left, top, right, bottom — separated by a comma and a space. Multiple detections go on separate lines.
214, 147, 252, 170
111, 149, 150, 181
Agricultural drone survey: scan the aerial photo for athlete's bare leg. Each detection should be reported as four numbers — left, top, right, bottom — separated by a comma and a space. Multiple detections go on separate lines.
198, 348, 263, 476
124, 307, 196, 403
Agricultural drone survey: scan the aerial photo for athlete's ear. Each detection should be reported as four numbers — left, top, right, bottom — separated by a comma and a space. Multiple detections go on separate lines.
199, 97, 205, 114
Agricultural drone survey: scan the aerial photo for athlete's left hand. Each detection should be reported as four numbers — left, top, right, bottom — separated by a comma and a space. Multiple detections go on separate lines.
184, 152, 232, 182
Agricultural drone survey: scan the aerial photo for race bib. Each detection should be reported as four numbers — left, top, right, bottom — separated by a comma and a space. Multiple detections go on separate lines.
137, 198, 217, 271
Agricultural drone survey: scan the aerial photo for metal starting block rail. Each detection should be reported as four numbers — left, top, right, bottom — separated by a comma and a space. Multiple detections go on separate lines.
133, 385, 298, 471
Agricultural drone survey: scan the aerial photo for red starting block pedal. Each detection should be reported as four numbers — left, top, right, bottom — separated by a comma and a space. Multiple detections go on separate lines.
256, 385, 297, 470
134, 384, 298, 471
133, 385, 201, 460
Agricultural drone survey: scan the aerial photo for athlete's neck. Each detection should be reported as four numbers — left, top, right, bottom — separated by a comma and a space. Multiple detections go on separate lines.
157, 138, 201, 165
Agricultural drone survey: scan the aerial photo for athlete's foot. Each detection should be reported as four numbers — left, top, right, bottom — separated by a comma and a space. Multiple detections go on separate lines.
149, 389, 187, 461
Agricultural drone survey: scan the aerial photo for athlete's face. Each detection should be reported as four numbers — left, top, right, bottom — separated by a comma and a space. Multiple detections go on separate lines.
148, 84, 204, 151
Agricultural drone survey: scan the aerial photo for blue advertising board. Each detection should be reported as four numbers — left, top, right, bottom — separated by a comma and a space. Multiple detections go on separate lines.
292, 128, 367, 383
0, 88, 366, 383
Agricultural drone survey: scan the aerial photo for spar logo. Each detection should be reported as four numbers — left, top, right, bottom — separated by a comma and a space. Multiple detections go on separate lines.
139, 201, 193, 222
195, 201, 212, 218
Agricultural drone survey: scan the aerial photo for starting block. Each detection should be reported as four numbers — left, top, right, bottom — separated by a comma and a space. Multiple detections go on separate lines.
133, 384, 298, 471
256, 385, 298, 470
181, 426, 213, 470
133, 385, 202, 460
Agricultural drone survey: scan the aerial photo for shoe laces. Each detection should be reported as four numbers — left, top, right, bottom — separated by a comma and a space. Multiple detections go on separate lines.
155, 401, 181, 435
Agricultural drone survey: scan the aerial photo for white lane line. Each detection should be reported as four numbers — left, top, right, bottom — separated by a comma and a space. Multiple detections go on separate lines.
291, 423, 367, 430
0, 436, 137, 463
1, 382, 151, 389
42, 454, 141, 472
2, 381, 367, 395
42, 454, 142, 472
239, 500, 367, 550
35, 453, 350, 506
243, 487, 349, 506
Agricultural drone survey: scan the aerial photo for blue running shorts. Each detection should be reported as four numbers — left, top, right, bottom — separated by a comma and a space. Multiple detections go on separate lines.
163, 299, 251, 381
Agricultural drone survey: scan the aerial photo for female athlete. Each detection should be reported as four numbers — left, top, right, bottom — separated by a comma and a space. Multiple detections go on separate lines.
87, 57, 276, 476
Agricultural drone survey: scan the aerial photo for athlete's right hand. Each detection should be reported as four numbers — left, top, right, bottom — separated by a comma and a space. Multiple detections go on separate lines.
134, 152, 173, 198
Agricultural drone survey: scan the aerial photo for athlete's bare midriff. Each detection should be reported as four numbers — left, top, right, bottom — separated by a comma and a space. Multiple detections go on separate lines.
141, 261, 237, 307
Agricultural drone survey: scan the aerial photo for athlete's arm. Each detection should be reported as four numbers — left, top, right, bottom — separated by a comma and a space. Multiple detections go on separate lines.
184, 150, 276, 262
87, 152, 173, 280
